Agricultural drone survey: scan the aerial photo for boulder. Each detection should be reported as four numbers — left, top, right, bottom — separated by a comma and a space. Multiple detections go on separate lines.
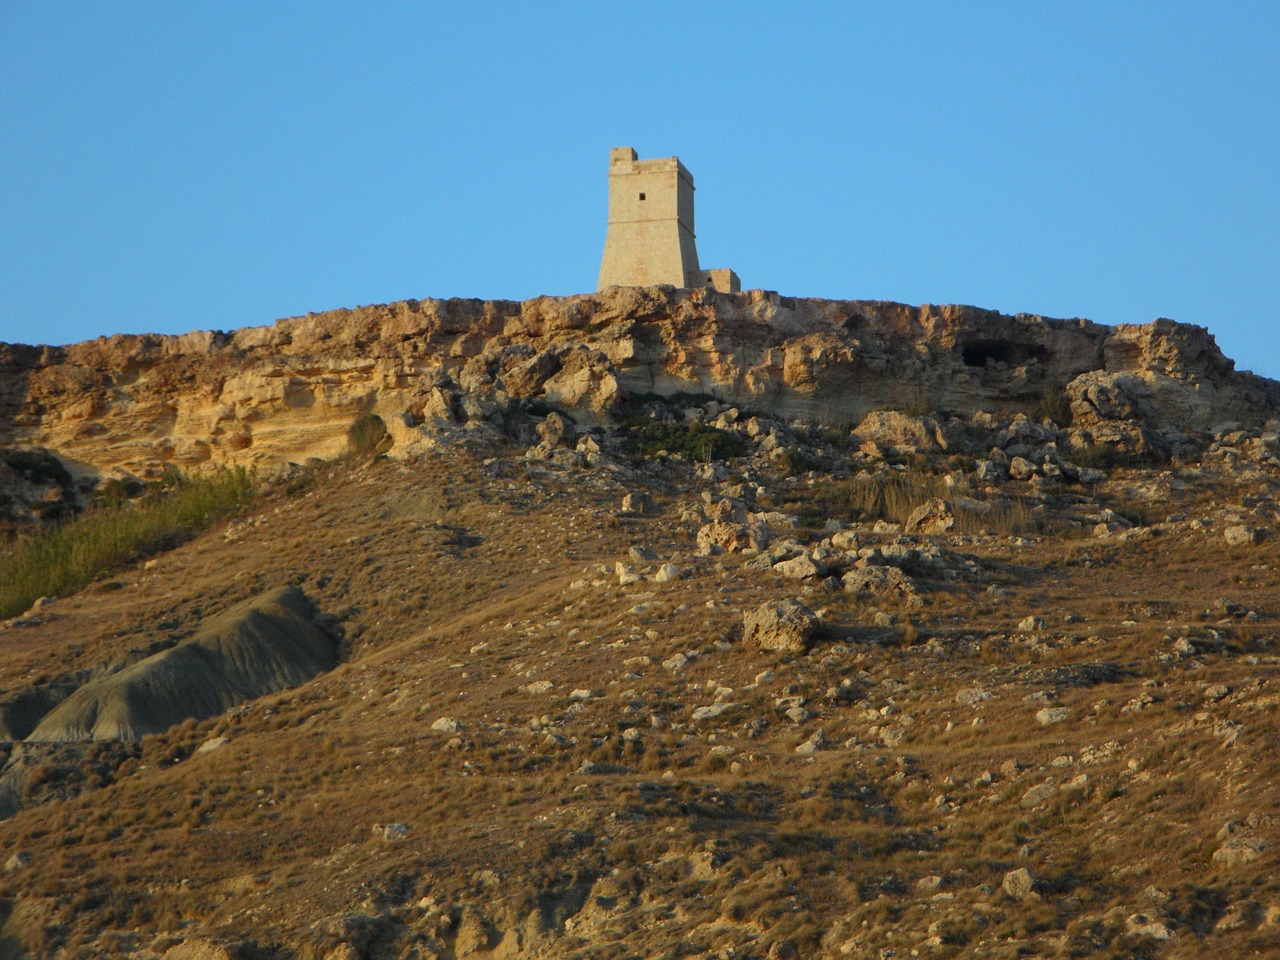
697, 519, 767, 554
855, 411, 951, 454
652, 563, 683, 583
620, 491, 653, 514
743, 600, 818, 653
843, 566, 920, 604
1008, 456, 1038, 480
904, 497, 956, 534
1036, 707, 1069, 726
773, 554, 825, 579
1224, 525, 1257, 546
1002, 867, 1036, 900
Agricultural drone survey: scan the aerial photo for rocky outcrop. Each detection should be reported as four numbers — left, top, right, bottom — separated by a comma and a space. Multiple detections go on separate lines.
2, 287, 1276, 479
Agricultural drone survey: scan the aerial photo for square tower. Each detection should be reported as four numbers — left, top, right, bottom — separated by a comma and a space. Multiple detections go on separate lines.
597, 147, 738, 292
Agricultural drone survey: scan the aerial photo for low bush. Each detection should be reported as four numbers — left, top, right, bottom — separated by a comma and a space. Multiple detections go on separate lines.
1070, 442, 1169, 471
0, 467, 256, 618
621, 419, 747, 461
0, 447, 74, 489
1031, 387, 1072, 426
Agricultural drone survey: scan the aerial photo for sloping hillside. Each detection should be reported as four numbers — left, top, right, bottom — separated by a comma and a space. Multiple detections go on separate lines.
0, 383, 1278, 958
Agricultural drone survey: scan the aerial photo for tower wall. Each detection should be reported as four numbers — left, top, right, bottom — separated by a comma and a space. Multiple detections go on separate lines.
598, 147, 701, 289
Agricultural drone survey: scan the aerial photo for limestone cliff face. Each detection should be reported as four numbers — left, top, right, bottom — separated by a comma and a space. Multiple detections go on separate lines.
1, 287, 1276, 478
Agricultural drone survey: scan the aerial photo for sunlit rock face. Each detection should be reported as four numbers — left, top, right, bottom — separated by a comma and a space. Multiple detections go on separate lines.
2, 287, 1277, 479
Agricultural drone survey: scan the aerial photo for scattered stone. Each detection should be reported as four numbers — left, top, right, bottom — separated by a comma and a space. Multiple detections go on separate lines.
773, 553, 825, 580
615, 562, 642, 586
1036, 707, 1069, 726
1002, 867, 1035, 900
855, 410, 950, 455
691, 702, 741, 721
1008, 457, 1038, 481
663, 653, 690, 671
794, 730, 826, 755
194, 736, 230, 756
621, 491, 653, 515
1124, 914, 1172, 940
1224, 525, 1257, 546
163, 940, 240, 960
523, 680, 554, 695
536, 412, 574, 448
1020, 782, 1057, 809
743, 599, 819, 653
1213, 903, 1257, 933
431, 717, 461, 734
4, 852, 30, 872
904, 497, 956, 535
372, 822, 411, 842
1213, 836, 1267, 867
915, 875, 943, 894
843, 566, 920, 604
975, 459, 1007, 484
652, 563, 683, 583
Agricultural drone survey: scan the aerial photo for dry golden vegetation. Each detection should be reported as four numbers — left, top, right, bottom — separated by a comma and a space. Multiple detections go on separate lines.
0, 427, 1277, 960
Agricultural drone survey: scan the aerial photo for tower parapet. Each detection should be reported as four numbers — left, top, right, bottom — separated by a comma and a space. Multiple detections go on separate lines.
597, 146, 739, 293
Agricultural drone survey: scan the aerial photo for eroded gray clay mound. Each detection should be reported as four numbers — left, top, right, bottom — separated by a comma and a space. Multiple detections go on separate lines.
27, 585, 336, 742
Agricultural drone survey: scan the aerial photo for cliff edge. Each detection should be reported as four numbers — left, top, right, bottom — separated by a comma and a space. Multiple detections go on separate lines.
2, 287, 1277, 479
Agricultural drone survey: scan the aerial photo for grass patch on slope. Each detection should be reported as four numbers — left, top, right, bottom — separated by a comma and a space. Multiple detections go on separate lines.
621, 419, 747, 461
789, 468, 1040, 536
0, 468, 257, 619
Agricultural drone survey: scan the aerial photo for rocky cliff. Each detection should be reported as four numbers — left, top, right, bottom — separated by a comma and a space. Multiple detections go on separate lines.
2, 287, 1277, 480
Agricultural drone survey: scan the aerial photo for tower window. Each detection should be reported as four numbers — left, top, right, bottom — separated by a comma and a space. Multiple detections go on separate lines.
638, 192, 646, 201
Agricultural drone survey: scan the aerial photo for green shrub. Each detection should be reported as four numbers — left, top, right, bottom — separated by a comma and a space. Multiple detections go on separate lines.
622, 420, 746, 461
0, 447, 74, 489
0, 467, 257, 619
1070, 442, 1168, 471
95, 477, 146, 504
1031, 388, 1072, 426
772, 446, 821, 476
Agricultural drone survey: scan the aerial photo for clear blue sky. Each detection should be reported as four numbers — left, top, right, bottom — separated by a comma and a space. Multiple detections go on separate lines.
3, 3, 1277, 376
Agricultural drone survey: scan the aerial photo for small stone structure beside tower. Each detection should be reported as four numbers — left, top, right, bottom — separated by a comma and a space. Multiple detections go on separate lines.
597, 146, 740, 293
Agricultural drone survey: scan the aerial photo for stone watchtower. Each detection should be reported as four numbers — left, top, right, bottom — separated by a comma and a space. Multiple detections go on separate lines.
597, 147, 740, 293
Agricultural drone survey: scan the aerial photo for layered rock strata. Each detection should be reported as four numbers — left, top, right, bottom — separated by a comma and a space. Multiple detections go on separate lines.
1, 287, 1276, 479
